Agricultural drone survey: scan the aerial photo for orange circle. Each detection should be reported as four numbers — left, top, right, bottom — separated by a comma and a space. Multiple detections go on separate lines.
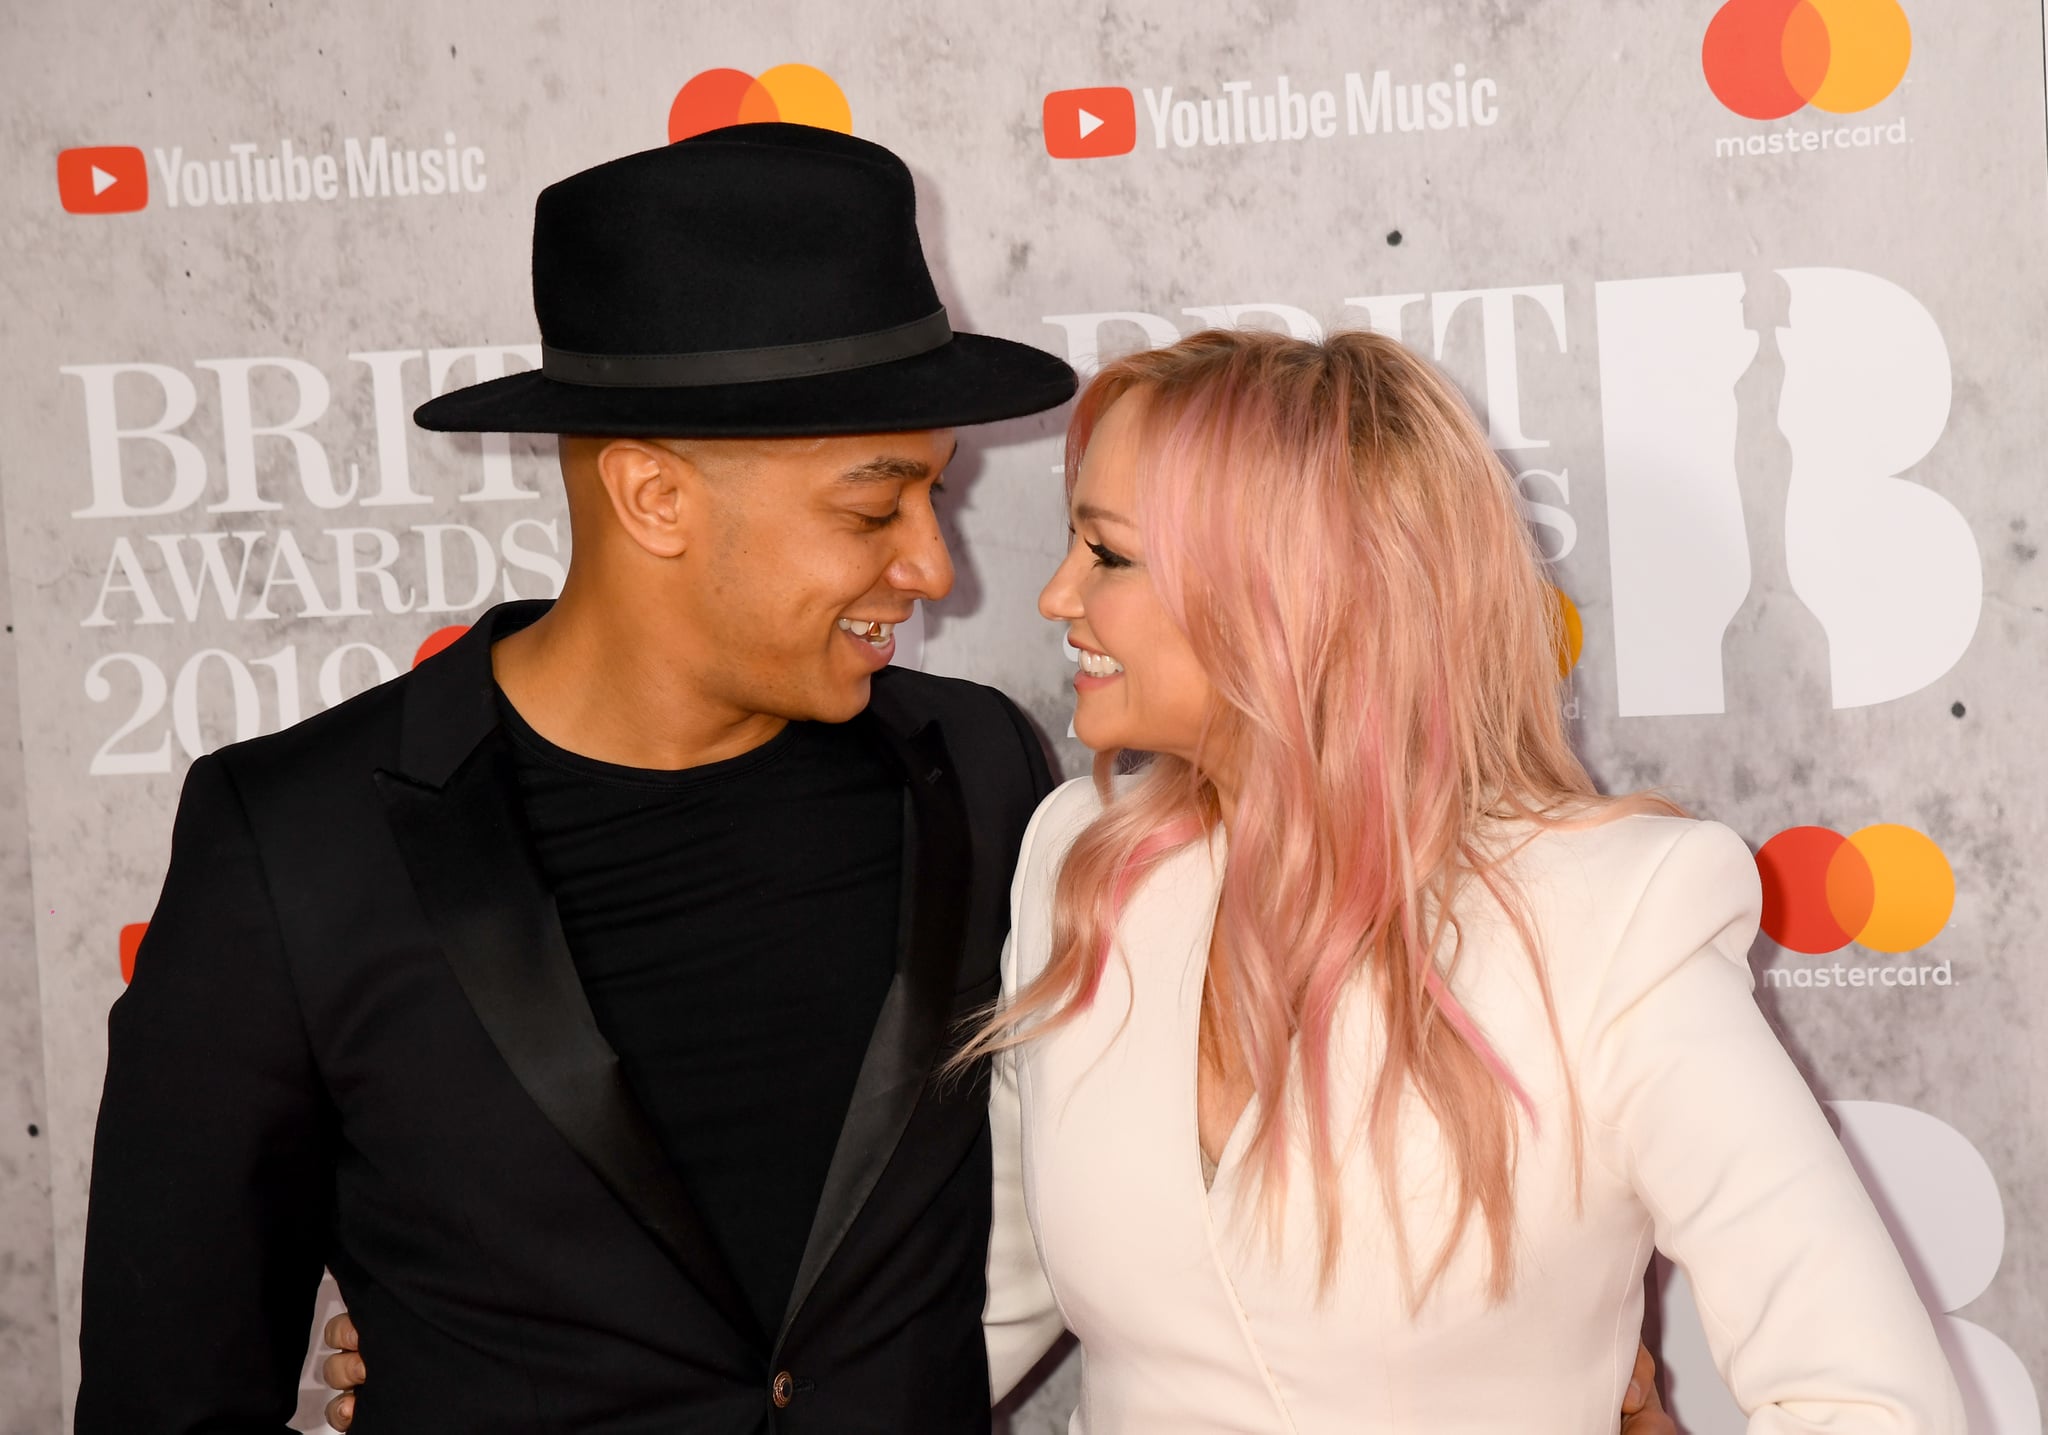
413, 626, 469, 669
754, 64, 852, 134
1844, 824, 1953, 952
1804, 0, 1912, 113
1549, 587, 1584, 677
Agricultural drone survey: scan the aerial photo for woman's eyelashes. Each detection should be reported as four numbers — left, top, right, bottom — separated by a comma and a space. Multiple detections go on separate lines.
1087, 539, 1133, 570
1064, 523, 1135, 570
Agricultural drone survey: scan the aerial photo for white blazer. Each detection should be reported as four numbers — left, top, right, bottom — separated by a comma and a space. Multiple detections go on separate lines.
982, 777, 1963, 1433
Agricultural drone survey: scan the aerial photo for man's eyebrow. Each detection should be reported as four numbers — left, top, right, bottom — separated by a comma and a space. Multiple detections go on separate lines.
1073, 502, 1134, 526
837, 441, 959, 486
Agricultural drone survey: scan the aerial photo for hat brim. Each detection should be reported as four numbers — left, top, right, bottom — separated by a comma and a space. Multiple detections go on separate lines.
412, 332, 1076, 436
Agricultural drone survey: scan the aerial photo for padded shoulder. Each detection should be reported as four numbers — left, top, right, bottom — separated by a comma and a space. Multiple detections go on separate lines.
202, 664, 412, 806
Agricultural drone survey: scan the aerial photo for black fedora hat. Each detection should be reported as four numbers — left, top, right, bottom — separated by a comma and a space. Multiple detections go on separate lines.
413, 123, 1076, 436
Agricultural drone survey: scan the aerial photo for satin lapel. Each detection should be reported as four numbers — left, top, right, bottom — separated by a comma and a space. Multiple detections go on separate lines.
778, 708, 972, 1342
376, 735, 765, 1349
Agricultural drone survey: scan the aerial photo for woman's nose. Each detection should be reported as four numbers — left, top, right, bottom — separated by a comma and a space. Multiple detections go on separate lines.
1039, 548, 1084, 622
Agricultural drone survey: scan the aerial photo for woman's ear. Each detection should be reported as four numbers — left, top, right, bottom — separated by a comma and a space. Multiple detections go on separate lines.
593, 438, 697, 559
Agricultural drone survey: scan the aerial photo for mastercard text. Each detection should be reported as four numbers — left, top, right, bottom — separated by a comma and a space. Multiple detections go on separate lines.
1761, 960, 1954, 990
1716, 116, 1908, 160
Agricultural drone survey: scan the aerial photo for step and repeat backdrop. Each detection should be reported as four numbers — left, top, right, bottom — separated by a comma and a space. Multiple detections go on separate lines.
2, 1, 2045, 1429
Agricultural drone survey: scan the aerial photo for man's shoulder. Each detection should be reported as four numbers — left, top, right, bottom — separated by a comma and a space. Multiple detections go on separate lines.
869, 667, 1051, 807
203, 663, 414, 803
870, 664, 1021, 722
871, 667, 1034, 752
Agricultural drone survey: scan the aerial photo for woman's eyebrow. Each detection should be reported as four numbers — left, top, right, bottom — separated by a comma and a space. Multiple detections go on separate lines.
1073, 502, 1134, 526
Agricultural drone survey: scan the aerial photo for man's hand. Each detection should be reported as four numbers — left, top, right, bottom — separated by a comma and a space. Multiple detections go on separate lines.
320, 1312, 362, 1432
311, 1306, 1671, 1432
1620, 1341, 1675, 1434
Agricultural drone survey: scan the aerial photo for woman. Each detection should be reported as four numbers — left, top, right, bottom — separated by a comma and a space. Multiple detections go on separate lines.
966, 328, 1963, 1431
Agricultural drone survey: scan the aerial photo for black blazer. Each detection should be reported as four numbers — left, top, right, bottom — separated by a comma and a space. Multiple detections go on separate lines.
76, 601, 1054, 1434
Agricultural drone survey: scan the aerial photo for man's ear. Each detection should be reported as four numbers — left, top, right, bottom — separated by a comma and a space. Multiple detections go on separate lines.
592, 439, 698, 559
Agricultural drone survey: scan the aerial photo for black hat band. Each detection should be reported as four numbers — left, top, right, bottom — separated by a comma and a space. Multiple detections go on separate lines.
541, 308, 953, 388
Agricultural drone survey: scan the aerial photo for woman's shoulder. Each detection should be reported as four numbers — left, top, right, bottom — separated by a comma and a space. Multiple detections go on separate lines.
1497, 811, 1763, 981
1469, 811, 1756, 943
1036, 773, 1110, 824
1016, 775, 1118, 884
1003, 778, 1119, 992
1513, 809, 1753, 888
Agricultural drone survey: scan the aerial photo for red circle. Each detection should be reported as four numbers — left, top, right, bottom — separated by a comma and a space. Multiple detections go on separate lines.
669, 69, 775, 142
413, 625, 470, 669
1756, 826, 1862, 954
119, 923, 148, 984
1703, 0, 1813, 121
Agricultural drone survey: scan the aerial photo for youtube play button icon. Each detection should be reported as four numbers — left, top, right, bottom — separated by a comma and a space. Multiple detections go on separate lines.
1043, 87, 1137, 159
57, 146, 149, 215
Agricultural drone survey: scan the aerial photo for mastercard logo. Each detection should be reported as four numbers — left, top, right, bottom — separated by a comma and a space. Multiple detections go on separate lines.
1703, 0, 1912, 121
669, 65, 852, 143
1756, 824, 1954, 955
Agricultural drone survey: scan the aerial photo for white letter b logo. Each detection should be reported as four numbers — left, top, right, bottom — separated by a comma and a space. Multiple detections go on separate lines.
1596, 269, 1980, 716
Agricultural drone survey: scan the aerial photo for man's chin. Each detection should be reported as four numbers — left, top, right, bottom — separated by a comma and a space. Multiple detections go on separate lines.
796, 674, 876, 726
737, 665, 877, 728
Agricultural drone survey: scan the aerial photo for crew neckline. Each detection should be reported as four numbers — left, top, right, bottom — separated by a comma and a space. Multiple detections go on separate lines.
494, 686, 806, 791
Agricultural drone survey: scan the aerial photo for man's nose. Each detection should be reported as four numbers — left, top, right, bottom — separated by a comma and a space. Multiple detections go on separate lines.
890, 504, 955, 602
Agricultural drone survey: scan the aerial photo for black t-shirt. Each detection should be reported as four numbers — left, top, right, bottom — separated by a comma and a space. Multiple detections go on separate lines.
498, 693, 904, 1339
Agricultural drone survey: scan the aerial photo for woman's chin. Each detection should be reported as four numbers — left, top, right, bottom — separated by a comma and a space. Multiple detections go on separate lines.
1073, 717, 1160, 758
1070, 713, 1119, 755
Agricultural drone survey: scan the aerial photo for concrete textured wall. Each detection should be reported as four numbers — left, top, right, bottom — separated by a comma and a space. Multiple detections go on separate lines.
0, 1, 2041, 1428
0, 469, 59, 1432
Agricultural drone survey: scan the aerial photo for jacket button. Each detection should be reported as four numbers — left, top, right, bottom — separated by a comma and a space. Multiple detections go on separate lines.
771, 1370, 795, 1408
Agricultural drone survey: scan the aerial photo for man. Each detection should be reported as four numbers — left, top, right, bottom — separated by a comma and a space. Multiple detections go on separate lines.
78, 124, 1675, 1432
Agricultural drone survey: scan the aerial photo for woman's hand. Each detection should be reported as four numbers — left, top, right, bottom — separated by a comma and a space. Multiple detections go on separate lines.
320, 1311, 363, 1431
1619, 1341, 1673, 1435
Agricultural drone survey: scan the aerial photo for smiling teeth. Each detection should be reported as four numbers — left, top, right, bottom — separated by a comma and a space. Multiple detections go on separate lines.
1078, 650, 1124, 677
838, 618, 895, 644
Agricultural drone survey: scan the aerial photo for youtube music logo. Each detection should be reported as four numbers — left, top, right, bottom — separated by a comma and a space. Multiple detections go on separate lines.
58, 145, 148, 214
1043, 86, 1136, 159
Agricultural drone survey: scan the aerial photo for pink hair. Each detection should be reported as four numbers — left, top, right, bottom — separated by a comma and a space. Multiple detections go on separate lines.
962, 329, 1676, 1306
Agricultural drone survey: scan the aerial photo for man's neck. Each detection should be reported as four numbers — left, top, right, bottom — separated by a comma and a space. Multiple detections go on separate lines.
491, 594, 787, 772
